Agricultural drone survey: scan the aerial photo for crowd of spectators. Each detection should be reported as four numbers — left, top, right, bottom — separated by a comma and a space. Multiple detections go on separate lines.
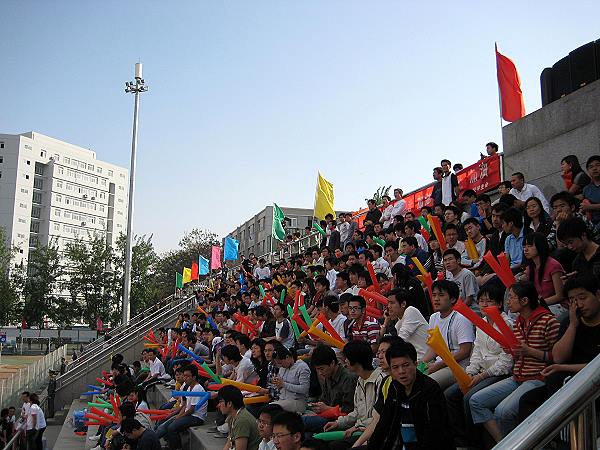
1, 392, 47, 450
72, 149, 600, 450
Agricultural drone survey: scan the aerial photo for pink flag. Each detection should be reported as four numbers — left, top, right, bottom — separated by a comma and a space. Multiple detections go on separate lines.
211, 245, 222, 270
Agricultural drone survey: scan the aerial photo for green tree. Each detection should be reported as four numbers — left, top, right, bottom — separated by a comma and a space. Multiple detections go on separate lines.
114, 233, 159, 317
21, 240, 64, 328
154, 228, 219, 299
64, 235, 116, 328
366, 185, 392, 207
0, 226, 24, 325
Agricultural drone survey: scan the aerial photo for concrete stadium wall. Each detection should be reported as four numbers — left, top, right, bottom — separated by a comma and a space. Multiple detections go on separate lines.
502, 79, 600, 199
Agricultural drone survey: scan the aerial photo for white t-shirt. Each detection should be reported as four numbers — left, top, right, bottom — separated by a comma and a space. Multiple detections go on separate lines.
187, 383, 208, 420
233, 357, 258, 384
253, 266, 271, 280
395, 306, 429, 360
29, 404, 46, 430
446, 269, 480, 312
428, 310, 475, 367
149, 357, 171, 380
22, 402, 32, 431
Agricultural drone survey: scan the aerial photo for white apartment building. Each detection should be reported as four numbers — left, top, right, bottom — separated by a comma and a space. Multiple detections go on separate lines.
0, 132, 129, 268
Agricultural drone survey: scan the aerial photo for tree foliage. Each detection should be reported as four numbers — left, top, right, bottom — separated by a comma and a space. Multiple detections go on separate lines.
0, 226, 24, 325
154, 228, 219, 299
366, 185, 392, 207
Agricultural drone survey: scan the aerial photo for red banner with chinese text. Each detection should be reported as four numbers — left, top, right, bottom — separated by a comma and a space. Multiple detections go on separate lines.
352, 155, 502, 227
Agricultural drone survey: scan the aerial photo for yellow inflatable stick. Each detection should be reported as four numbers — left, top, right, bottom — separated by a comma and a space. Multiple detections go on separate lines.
426, 327, 472, 393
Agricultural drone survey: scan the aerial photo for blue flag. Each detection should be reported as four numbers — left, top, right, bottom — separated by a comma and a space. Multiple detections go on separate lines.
224, 237, 239, 261
199, 256, 209, 275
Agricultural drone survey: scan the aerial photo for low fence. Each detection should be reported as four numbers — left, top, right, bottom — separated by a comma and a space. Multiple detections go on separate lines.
0, 344, 67, 408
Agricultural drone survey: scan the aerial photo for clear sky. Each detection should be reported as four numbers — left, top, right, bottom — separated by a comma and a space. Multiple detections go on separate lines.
1, 1, 599, 252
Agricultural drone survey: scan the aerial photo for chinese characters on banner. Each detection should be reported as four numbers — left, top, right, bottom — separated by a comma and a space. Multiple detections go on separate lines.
352, 155, 502, 228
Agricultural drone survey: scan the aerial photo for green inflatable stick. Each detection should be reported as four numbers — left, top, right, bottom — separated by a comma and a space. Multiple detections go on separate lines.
373, 236, 386, 247
417, 361, 428, 374
298, 305, 313, 327
312, 222, 326, 236
313, 431, 362, 441
201, 362, 221, 383
259, 285, 266, 299
280, 289, 286, 304
286, 305, 301, 339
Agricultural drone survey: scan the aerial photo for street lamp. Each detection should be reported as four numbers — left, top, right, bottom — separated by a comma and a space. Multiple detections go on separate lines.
122, 63, 148, 324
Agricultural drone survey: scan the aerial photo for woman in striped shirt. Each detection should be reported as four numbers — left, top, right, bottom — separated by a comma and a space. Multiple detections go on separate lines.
468, 281, 560, 442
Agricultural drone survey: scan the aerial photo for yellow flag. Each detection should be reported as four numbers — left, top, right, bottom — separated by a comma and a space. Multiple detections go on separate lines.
183, 267, 192, 284
314, 172, 335, 221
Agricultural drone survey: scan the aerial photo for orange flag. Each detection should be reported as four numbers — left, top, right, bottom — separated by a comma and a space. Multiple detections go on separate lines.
496, 44, 526, 122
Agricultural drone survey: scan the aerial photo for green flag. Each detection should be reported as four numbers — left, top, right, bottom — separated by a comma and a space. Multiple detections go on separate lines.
175, 272, 184, 289
272, 203, 286, 241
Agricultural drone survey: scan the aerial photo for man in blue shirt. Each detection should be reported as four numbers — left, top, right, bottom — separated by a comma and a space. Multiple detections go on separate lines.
501, 208, 525, 270
582, 155, 600, 226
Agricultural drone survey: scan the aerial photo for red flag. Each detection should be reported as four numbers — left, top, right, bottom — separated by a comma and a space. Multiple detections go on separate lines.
191, 262, 199, 281
496, 44, 526, 122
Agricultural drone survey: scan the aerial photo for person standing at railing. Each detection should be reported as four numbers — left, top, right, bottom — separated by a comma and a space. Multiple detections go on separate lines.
28, 393, 46, 450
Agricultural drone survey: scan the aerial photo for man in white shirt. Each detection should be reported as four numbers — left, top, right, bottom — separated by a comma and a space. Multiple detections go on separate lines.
322, 296, 348, 342
253, 259, 271, 280
371, 244, 391, 277
421, 280, 475, 390
380, 195, 395, 228
337, 213, 351, 245
384, 241, 405, 268
324, 258, 338, 292
509, 172, 551, 213
388, 188, 407, 227
143, 349, 171, 387
441, 159, 459, 205
221, 345, 258, 384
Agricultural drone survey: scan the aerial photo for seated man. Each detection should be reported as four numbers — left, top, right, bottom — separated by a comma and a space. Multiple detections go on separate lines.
120, 418, 161, 450
141, 349, 171, 388
344, 296, 380, 353
402, 236, 434, 277
421, 280, 474, 390
323, 341, 384, 450
165, 365, 207, 450
302, 345, 357, 432
367, 342, 454, 450
217, 386, 262, 450
443, 249, 479, 313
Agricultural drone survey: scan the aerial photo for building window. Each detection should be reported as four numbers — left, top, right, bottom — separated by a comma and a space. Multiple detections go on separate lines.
31, 206, 41, 219
34, 162, 44, 175
30, 221, 40, 233
19, 203, 27, 208
20, 188, 28, 194
53, 154, 59, 161
32, 192, 42, 204
108, 170, 113, 176
24, 174, 29, 180
26, 160, 31, 165
55, 194, 62, 203
18, 218, 26, 223
0, 156, 3, 163
54, 223, 60, 231
54, 209, 60, 216
88, 164, 94, 171
63, 157, 70, 164
33, 178, 43, 189
40, 150, 46, 157
0, 142, 4, 148
24, 144, 32, 150
97, 166, 102, 174
56, 180, 63, 188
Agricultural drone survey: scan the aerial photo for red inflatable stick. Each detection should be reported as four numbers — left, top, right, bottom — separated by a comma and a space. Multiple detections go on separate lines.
365, 306, 383, 319
293, 314, 310, 332
483, 306, 520, 350
233, 313, 258, 332
317, 312, 343, 342
96, 377, 113, 387
358, 288, 388, 306
428, 215, 447, 251
317, 405, 348, 419
482, 252, 516, 288
453, 300, 512, 352
366, 262, 381, 293
416, 273, 435, 311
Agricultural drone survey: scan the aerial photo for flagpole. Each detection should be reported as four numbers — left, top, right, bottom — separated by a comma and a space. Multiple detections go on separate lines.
495, 42, 505, 151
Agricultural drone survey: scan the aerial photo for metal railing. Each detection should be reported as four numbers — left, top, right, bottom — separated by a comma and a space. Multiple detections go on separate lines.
0, 344, 67, 409
62, 294, 188, 377
494, 352, 600, 449
80, 294, 175, 357
53, 295, 195, 409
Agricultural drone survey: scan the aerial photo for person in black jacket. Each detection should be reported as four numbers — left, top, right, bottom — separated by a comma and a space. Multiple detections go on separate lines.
368, 342, 455, 450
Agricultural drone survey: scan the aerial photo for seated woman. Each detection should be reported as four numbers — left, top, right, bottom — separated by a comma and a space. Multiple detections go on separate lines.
524, 197, 553, 237
523, 232, 566, 317
468, 281, 560, 442
444, 284, 513, 449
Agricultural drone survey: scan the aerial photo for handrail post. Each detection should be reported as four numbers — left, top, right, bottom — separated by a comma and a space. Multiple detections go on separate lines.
570, 403, 597, 450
